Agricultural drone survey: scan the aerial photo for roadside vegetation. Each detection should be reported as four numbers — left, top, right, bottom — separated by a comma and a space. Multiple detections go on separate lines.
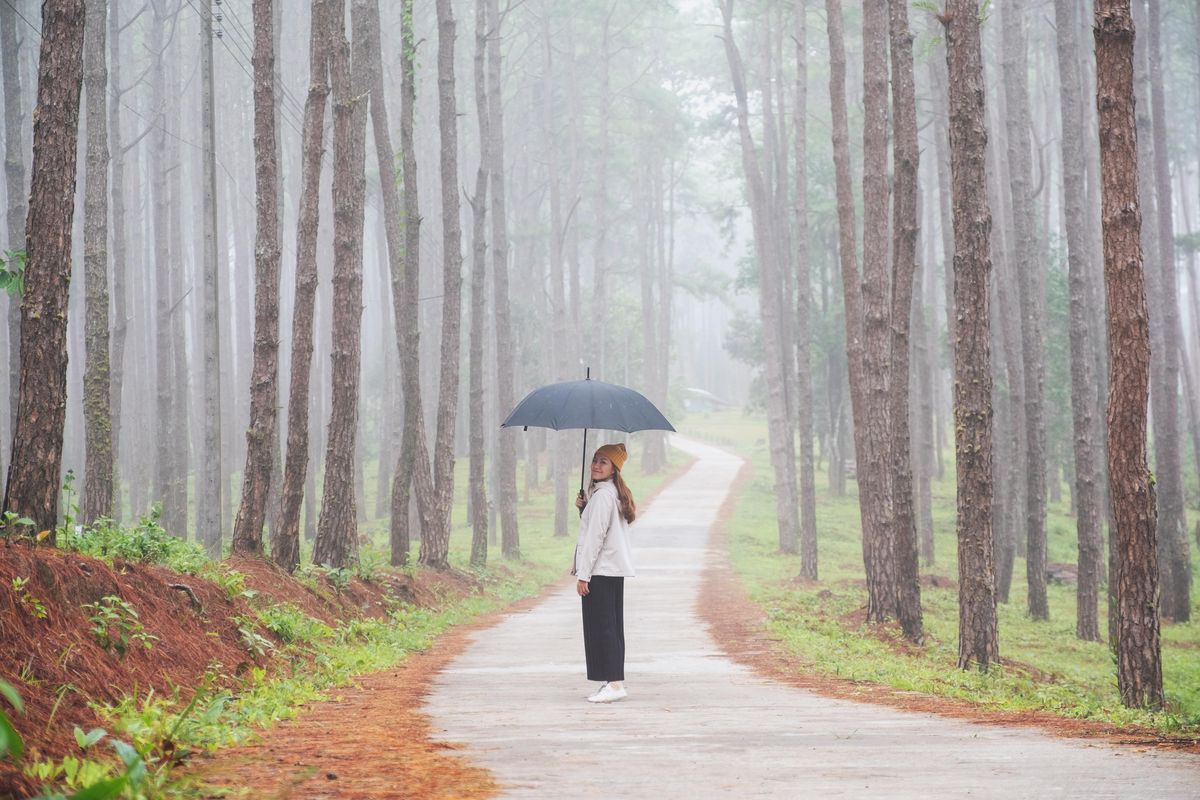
686, 410, 1200, 738
1, 447, 682, 798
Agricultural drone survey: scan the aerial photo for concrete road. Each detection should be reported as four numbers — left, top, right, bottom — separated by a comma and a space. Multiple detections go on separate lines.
423, 437, 1199, 798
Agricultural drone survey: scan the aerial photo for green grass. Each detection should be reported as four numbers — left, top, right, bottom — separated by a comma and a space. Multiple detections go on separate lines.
684, 409, 1200, 736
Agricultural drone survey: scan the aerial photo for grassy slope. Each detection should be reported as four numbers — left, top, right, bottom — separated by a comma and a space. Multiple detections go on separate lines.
685, 409, 1200, 735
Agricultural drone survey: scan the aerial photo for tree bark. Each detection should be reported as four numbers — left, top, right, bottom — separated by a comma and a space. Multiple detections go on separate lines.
1053, 0, 1104, 641
942, 0, 999, 671
0, 0, 27, 462
107, 0, 128, 521
1000, 0, 1049, 621
276, 0, 331, 572
82, 0, 112, 524
1146, 0, 1189, 623
194, 0, 222, 554
2, 0, 85, 540
859, 0, 897, 622
1093, 0, 1163, 709
825, 0, 866, 497
231, 0, 283, 556
390, 0, 434, 567
314, 0, 370, 569
722, 0, 800, 559
793, 0, 817, 580
489, 0, 519, 560
543, 20, 573, 538
418, 0, 465, 569
888, 0, 923, 643
468, 0, 490, 569
149, 1, 181, 536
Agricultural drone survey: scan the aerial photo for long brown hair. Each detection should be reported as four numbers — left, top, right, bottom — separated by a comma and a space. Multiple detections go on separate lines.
591, 468, 637, 524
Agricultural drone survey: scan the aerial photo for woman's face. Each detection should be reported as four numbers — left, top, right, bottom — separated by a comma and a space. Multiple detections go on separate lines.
591, 454, 614, 482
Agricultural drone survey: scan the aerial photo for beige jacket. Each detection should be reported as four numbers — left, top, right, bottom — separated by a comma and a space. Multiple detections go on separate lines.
573, 480, 635, 582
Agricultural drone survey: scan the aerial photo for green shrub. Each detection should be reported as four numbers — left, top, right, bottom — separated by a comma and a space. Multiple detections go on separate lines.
257, 603, 332, 645
59, 508, 209, 575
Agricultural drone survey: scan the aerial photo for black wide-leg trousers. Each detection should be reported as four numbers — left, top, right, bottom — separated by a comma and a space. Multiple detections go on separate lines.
581, 575, 625, 682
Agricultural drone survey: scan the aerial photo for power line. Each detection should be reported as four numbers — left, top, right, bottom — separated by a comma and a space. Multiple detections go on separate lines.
0, 0, 40, 37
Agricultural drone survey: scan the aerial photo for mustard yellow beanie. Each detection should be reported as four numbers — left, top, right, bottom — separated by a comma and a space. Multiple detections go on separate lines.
594, 443, 628, 472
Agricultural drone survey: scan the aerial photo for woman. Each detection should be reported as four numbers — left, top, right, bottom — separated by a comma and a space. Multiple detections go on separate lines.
573, 442, 637, 704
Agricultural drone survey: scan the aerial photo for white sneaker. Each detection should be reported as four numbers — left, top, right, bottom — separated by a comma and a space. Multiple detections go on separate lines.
587, 683, 628, 703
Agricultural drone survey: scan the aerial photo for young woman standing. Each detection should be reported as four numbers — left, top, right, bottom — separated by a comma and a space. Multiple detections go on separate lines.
573, 443, 637, 703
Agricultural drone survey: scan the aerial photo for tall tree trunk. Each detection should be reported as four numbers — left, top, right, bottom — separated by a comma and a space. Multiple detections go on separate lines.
942, 0, 999, 671
149, 1, 180, 536
888, 0, 923, 643
418, 0, 465, 569
0, 0, 27, 466
198, 0, 223, 555
721, 0, 800, 558
276, 0, 331, 571
1053, 0, 1104, 642
314, 0, 369, 569
793, 0, 817, 580
859, 0, 897, 621
2, 0, 85, 540
1146, 0, 1189, 623
489, 0, 519, 560
592, 8, 614, 378
544, 20, 573, 538
390, 0, 433, 567
231, 0, 283, 556
1094, 0, 1163, 710
166, 50, 189, 542
467, 0, 490, 569
82, 0, 112, 524
107, 0, 129, 521
824, 0, 870, 573
1001, 0, 1049, 621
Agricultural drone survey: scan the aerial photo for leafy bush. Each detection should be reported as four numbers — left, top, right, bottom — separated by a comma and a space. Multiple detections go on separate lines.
59, 508, 209, 575
257, 603, 331, 645
83, 597, 158, 658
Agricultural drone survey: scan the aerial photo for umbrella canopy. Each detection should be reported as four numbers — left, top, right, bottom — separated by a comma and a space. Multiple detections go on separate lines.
501, 373, 675, 497
501, 378, 675, 433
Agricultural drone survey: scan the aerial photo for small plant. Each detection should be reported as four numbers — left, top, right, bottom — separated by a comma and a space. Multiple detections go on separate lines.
355, 547, 386, 583
234, 615, 275, 657
318, 564, 352, 593
0, 248, 25, 296
0, 510, 38, 541
201, 564, 251, 601
83, 596, 158, 658
12, 577, 48, 620
0, 680, 23, 761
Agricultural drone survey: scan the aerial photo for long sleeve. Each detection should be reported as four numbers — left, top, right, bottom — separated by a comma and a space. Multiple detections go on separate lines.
574, 488, 617, 583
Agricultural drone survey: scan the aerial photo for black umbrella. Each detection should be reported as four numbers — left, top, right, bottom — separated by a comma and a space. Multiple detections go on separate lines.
502, 368, 675, 496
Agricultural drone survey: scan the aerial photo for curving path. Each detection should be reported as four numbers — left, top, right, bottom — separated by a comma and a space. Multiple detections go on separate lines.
423, 437, 1199, 798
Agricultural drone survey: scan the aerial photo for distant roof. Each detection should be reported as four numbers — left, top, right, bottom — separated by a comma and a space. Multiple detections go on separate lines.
683, 387, 733, 406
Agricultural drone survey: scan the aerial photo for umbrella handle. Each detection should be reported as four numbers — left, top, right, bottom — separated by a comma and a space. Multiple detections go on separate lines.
579, 427, 588, 516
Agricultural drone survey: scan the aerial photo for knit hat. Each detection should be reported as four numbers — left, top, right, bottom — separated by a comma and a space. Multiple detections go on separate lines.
594, 443, 628, 472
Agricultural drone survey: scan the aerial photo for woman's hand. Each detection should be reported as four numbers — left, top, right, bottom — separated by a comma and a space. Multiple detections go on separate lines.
576, 579, 590, 597
575, 491, 586, 511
